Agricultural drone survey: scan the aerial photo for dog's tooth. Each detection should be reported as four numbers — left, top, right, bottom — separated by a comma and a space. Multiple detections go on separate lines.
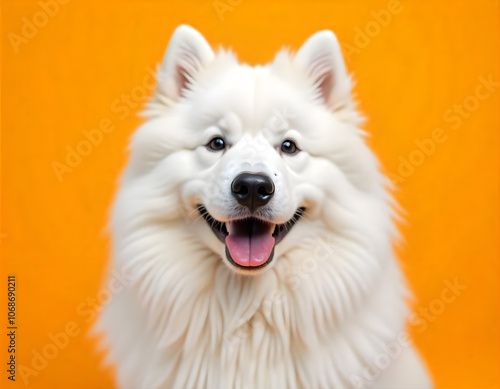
271, 224, 277, 234
226, 222, 231, 234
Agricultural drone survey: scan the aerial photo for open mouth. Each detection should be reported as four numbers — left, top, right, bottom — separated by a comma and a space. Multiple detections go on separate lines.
198, 206, 305, 270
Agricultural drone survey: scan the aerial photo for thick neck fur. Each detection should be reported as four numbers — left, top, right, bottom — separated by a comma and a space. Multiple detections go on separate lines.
97, 216, 408, 389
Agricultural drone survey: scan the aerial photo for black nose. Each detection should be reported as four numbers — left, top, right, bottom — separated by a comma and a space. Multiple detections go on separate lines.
231, 173, 275, 212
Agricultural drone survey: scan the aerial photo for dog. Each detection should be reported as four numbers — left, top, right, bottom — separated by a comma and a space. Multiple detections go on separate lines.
96, 25, 433, 389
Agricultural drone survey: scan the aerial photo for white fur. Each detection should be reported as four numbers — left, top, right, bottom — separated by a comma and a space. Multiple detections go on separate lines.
96, 25, 433, 388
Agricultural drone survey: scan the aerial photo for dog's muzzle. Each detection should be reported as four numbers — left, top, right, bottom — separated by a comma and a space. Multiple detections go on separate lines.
198, 172, 304, 271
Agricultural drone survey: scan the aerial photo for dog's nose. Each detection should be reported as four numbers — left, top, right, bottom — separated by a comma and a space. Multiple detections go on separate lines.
231, 173, 275, 212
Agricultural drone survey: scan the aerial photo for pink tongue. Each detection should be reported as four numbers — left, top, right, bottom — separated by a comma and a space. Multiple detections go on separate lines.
226, 220, 275, 267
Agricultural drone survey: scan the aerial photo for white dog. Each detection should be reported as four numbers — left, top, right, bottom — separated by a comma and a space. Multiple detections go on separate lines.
96, 25, 433, 389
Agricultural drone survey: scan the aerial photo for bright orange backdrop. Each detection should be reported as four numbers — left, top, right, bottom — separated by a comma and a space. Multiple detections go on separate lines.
1, 0, 499, 388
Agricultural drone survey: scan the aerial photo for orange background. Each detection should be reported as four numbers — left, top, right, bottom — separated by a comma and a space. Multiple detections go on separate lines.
1, 0, 499, 388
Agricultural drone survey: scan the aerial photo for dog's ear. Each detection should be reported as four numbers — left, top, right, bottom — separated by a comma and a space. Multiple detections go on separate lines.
157, 25, 214, 101
294, 30, 352, 109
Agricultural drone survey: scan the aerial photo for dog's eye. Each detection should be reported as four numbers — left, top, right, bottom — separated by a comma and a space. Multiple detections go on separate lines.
281, 139, 299, 155
206, 137, 226, 151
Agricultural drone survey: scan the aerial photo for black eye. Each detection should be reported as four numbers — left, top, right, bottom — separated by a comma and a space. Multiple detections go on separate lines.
207, 137, 226, 151
281, 139, 299, 155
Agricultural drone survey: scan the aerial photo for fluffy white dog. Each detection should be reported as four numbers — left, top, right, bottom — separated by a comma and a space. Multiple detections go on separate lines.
96, 25, 433, 389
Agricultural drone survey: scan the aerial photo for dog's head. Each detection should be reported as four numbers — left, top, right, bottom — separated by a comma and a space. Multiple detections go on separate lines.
115, 26, 393, 276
